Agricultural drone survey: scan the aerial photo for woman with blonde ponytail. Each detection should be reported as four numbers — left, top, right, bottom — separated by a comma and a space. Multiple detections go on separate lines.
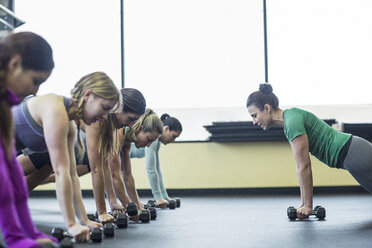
18, 88, 147, 224
0, 31, 58, 248
105, 108, 163, 220
13, 71, 120, 242
83, 88, 147, 223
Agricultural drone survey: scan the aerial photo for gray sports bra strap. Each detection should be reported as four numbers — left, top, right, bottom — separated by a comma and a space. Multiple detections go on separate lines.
63, 97, 71, 112
22, 97, 43, 135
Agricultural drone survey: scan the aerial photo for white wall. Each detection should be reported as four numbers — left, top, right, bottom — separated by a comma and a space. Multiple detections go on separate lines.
13, 1, 372, 141
124, 0, 372, 109
15, 0, 122, 96
268, 0, 372, 106
123, 0, 264, 108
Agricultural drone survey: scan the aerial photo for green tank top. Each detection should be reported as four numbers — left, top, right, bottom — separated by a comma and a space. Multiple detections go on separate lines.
283, 108, 351, 167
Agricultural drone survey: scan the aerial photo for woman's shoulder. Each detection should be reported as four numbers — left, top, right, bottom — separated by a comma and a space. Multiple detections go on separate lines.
28, 94, 70, 120
284, 107, 316, 119
285, 107, 305, 114
30, 93, 66, 108
284, 108, 322, 129
284, 107, 304, 119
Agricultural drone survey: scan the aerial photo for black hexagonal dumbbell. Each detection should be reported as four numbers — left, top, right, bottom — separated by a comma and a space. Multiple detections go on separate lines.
143, 204, 157, 220
287, 206, 297, 220
59, 237, 74, 248
87, 213, 97, 222
51, 228, 70, 242
107, 211, 129, 229
148, 199, 176, 209
313, 205, 326, 220
287, 206, 326, 220
140, 209, 151, 223
147, 200, 157, 208
116, 213, 129, 228
51, 228, 73, 248
126, 202, 139, 217
168, 199, 176, 210
90, 227, 103, 242
103, 223, 115, 238
52, 226, 102, 244
175, 198, 181, 208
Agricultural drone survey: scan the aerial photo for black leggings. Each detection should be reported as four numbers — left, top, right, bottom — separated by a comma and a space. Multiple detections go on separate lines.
340, 136, 372, 193
28, 150, 91, 172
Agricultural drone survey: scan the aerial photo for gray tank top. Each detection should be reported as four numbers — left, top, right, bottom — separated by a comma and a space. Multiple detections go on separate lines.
12, 96, 71, 153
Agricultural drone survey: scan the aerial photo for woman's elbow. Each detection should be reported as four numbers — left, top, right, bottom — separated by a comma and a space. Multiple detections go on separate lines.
90, 165, 102, 177
146, 168, 156, 174
298, 163, 312, 173
110, 170, 121, 181
54, 165, 70, 180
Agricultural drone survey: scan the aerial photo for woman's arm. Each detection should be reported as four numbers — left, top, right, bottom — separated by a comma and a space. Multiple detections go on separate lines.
121, 143, 143, 210
41, 99, 90, 241
67, 122, 101, 228
290, 134, 313, 218
101, 156, 125, 215
107, 153, 131, 207
85, 123, 113, 223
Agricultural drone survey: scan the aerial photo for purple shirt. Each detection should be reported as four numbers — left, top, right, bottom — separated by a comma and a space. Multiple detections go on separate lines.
5, 88, 20, 106
0, 88, 20, 162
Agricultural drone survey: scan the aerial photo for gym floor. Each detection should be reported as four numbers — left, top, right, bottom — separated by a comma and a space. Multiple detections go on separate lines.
2, 192, 372, 248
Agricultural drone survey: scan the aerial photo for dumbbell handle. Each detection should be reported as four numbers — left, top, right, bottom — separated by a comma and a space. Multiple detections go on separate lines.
63, 229, 102, 238
295, 210, 322, 216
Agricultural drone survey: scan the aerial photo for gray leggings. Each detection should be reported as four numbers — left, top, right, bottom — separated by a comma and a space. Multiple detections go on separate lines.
340, 136, 372, 193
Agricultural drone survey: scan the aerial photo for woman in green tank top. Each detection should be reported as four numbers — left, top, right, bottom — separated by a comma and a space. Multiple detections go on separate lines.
245, 83, 369, 220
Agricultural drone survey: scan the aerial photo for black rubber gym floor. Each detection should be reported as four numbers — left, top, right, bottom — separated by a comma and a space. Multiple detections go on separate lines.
2, 193, 372, 248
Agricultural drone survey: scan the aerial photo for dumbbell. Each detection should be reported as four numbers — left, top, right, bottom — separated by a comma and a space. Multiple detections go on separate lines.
103, 223, 115, 238
107, 211, 126, 226
52, 227, 102, 243
126, 202, 139, 217
140, 209, 151, 223
51, 228, 73, 248
90, 211, 123, 233
147, 200, 157, 208
91, 210, 127, 229
115, 213, 128, 228
143, 204, 157, 220
313, 205, 326, 220
59, 238, 74, 248
287, 206, 326, 220
87, 213, 97, 222
51, 228, 72, 242
148, 199, 176, 209
168, 199, 176, 209
175, 198, 181, 208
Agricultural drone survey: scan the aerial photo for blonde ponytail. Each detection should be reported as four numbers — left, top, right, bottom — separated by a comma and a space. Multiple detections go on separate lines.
71, 72, 120, 157
127, 108, 163, 142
